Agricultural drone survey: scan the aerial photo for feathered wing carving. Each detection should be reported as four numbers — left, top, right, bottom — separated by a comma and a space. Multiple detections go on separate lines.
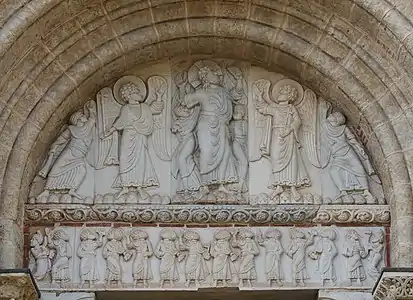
223, 65, 248, 105
295, 89, 331, 168
92, 87, 122, 169
249, 79, 272, 161
147, 75, 173, 161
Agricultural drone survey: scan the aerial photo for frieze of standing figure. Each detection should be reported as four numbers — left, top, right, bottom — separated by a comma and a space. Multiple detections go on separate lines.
29, 226, 386, 291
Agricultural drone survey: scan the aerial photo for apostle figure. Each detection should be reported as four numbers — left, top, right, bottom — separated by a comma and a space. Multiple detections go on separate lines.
257, 229, 284, 286
254, 80, 310, 200
127, 229, 153, 287
321, 111, 376, 200
77, 228, 104, 287
184, 60, 238, 194
210, 229, 237, 287
154, 229, 180, 287
46, 227, 72, 285
30, 231, 52, 281
102, 76, 165, 200
38, 101, 96, 200
343, 229, 368, 285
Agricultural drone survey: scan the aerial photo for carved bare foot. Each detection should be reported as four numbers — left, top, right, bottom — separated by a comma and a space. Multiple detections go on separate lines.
196, 186, 209, 201
247, 280, 252, 288
160, 280, 164, 288
143, 280, 148, 288
217, 184, 233, 194
138, 188, 150, 202
185, 280, 191, 288
290, 186, 301, 201
195, 280, 200, 287
277, 280, 283, 287
271, 186, 283, 199
68, 189, 83, 200
222, 280, 227, 287
116, 187, 129, 199
213, 280, 218, 287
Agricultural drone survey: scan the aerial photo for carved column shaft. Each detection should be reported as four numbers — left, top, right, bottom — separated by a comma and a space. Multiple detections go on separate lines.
0, 219, 23, 268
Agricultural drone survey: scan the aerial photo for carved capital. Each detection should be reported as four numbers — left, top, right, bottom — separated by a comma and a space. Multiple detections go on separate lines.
373, 269, 413, 300
0, 269, 40, 300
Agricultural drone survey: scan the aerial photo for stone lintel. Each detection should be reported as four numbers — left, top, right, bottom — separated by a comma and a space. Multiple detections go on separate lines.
0, 269, 40, 300
372, 268, 413, 300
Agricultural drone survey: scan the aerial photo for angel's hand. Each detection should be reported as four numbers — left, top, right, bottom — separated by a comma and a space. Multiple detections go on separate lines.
101, 127, 115, 139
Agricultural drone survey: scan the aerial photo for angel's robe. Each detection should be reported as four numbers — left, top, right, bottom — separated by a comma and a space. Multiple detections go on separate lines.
321, 121, 370, 192
45, 118, 94, 191
112, 102, 162, 188
185, 85, 237, 186
260, 103, 310, 188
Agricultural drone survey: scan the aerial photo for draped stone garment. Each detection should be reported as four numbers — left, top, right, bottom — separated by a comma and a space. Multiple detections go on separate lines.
237, 239, 259, 280
46, 120, 95, 190
112, 103, 159, 188
211, 240, 236, 280
131, 240, 153, 280
77, 241, 100, 281
156, 240, 179, 281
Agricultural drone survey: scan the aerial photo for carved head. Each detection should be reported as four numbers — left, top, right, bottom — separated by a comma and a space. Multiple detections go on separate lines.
70, 111, 87, 126
130, 229, 148, 241
51, 228, 69, 242
30, 231, 43, 247
183, 230, 200, 241
238, 229, 254, 240
278, 84, 298, 103
233, 104, 246, 120
290, 228, 305, 239
327, 111, 346, 126
264, 229, 282, 240
160, 229, 177, 241
80, 228, 97, 241
346, 229, 360, 241
321, 228, 336, 240
107, 228, 124, 241
198, 66, 221, 86
214, 229, 231, 241
120, 82, 145, 104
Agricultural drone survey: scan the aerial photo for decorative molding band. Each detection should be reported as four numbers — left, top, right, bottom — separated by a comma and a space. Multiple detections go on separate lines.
373, 269, 413, 300
0, 269, 40, 300
25, 204, 390, 225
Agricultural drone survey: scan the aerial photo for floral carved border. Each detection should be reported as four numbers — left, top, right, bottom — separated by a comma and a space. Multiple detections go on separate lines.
373, 270, 413, 300
25, 204, 390, 225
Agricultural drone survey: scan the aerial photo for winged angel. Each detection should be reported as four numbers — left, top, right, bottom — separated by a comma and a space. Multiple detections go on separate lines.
101, 75, 172, 200
251, 78, 330, 200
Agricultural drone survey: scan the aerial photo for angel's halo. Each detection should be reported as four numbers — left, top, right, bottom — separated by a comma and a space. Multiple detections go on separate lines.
271, 78, 304, 104
113, 75, 147, 105
187, 59, 223, 88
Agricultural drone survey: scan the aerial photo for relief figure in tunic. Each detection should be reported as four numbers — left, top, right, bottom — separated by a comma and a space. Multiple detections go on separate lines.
102, 228, 132, 286
343, 229, 368, 285
210, 229, 238, 287
127, 229, 153, 287
286, 228, 316, 286
30, 231, 52, 281
77, 228, 104, 287
155, 229, 180, 287
322, 112, 376, 201
171, 71, 202, 196
184, 60, 238, 194
102, 76, 167, 200
46, 227, 72, 285
257, 229, 284, 286
231, 229, 260, 287
179, 230, 211, 287
365, 230, 384, 280
308, 228, 337, 286
253, 79, 310, 200
38, 101, 96, 200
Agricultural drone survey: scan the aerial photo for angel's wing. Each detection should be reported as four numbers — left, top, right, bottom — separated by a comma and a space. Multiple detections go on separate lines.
249, 79, 272, 161
223, 65, 248, 105
89, 87, 122, 169
147, 76, 173, 161
296, 89, 331, 168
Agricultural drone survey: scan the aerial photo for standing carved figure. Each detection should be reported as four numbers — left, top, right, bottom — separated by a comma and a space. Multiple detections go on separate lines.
38, 101, 96, 200
30, 231, 52, 281
127, 229, 153, 287
154, 229, 180, 287
231, 229, 260, 287
308, 228, 338, 286
210, 229, 238, 287
184, 60, 238, 194
286, 228, 316, 286
179, 230, 211, 287
171, 71, 202, 196
257, 229, 284, 286
343, 229, 368, 285
102, 228, 132, 286
46, 227, 72, 285
230, 104, 249, 193
102, 76, 167, 200
321, 112, 376, 201
366, 230, 384, 280
253, 79, 310, 200
77, 228, 104, 287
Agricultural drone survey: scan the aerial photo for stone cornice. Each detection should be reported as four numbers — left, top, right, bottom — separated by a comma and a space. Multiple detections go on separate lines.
372, 269, 413, 300
25, 204, 390, 225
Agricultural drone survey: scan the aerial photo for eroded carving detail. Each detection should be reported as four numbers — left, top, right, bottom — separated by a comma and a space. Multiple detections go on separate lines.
127, 229, 153, 287
343, 229, 368, 286
46, 227, 72, 285
155, 229, 180, 288
257, 228, 284, 286
30, 230, 52, 281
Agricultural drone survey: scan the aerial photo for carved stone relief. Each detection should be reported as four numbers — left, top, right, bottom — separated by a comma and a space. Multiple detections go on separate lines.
29, 226, 386, 291
27, 59, 385, 206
